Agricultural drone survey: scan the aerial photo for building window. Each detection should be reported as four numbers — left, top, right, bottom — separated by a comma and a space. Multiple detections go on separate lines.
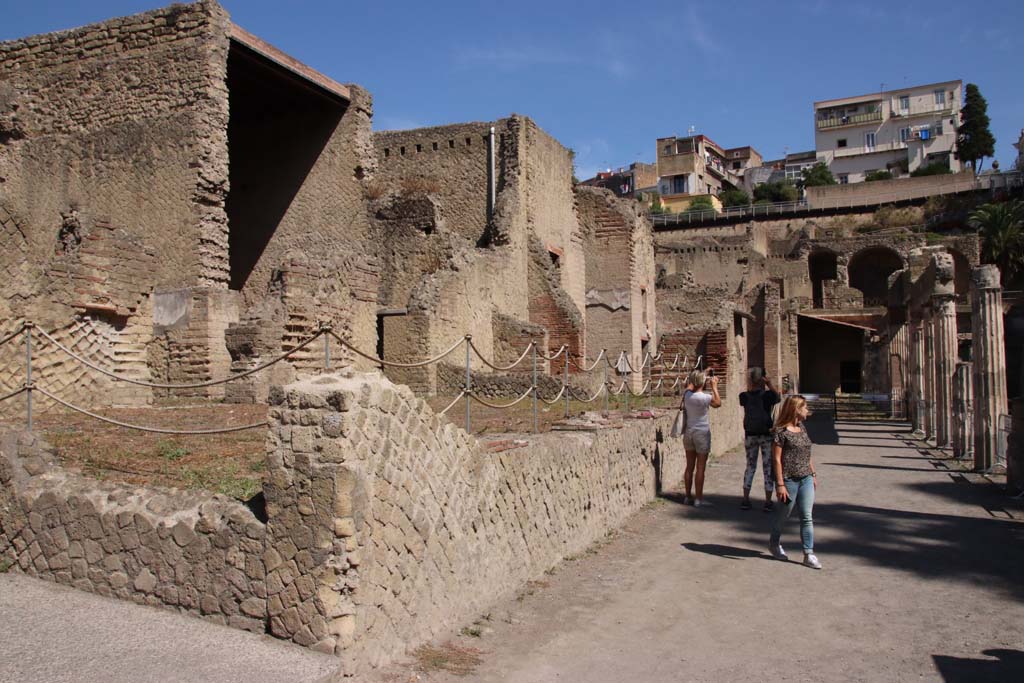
732, 161, 741, 169
899, 95, 910, 112
899, 127, 911, 144
663, 145, 671, 155
838, 174, 849, 184
865, 132, 876, 150
837, 138, 848, 148
934, 89, 945, 106
934, 122, 944, 136
672, 176, 688, 194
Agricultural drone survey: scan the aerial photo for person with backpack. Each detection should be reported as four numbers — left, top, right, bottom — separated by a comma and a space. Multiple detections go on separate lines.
739, 367, 781, 512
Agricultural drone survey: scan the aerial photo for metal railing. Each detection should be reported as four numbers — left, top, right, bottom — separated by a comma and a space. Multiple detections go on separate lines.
0, 320, 706, 438
650, 171, 1024, 229
816, 110, 883, 130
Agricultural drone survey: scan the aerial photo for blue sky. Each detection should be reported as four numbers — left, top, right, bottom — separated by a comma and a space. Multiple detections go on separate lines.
3, 0, 1022, 180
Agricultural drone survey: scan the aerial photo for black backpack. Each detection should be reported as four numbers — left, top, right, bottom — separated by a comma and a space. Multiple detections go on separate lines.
743, 390, 773, 434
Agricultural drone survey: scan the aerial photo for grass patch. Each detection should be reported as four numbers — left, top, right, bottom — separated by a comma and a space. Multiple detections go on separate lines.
413, 643, 483, 676
460, 626, 482, 638
0, 558, 13, 573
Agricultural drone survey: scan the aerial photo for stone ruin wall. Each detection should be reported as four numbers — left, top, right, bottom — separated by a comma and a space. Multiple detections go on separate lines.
0, 2, 384, 408
1, 370, 688, 673
0, 432, 268, 634
263, 373, 685, 671
0, 1, 231, 299
369, 117, 592, 394
578, 187, 657, 388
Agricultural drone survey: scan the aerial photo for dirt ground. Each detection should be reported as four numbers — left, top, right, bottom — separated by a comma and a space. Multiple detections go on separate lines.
370, 416, 1024, 682
0, 392, 679, 498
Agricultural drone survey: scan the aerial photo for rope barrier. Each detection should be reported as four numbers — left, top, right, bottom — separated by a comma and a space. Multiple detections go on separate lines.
569, 349, 607, 372
468, 386, 534, 409
568, 383, 606, 403
468, 339, 533, 372
536, 345, 568, 361
34, 386, 266, 434
0, 324, 26, 349
438, 391, 466, 415
538, 385, 566, 405
0, 386, 26, 403
329, 330, 464, 368
34, 326, 325, 389
610, 380, 628, 396
627, 380, 651, 397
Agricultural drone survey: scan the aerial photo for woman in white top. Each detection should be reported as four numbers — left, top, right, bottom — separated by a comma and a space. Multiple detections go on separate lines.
682, 369, 722, 507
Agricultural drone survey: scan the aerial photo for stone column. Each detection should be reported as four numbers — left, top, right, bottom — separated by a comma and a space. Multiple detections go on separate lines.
922, 305, 936, 440
971, 265, 1009, 471
931, 294, 958, 447
888, 318, 910, 419
909, 315, 924, 433
953, 361, 973, 459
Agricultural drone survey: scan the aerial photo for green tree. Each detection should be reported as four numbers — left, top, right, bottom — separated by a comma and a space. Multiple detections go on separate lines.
910, 162, 952, 177
800, 162, 837, 187
687, 195, 716, 212
753, 181, 799, 203
649, 194, 668, 215
968, 200, 1024, 284
956, 83, 996, 174
864, 170, 893, 182
719, 188, 750, 207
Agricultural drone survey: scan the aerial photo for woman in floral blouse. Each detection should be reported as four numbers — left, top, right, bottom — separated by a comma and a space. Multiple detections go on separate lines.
768, 395, 822, 570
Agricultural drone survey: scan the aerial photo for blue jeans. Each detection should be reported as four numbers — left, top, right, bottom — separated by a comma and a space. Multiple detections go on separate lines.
769, 475, 815, 552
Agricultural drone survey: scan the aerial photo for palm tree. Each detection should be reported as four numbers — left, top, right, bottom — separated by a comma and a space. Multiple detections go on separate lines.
968, 200, 1024, 285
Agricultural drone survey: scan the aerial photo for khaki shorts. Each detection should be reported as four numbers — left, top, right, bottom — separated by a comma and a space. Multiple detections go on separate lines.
683, 429, 712, 455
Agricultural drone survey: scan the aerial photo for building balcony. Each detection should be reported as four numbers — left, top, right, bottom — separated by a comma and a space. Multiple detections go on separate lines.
890, 104, 954, 120
816, 110, 883, 130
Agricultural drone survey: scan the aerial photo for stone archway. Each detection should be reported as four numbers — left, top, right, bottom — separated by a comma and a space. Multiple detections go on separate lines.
808, 249, 838, 309
848, 246, 904, 307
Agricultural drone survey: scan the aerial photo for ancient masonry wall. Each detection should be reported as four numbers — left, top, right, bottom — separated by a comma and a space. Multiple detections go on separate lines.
578, 187, 656, 385
0, 1, 231, 303
523, 119, 587, 322
0, 432, 268, 633
263, 373, 686, 671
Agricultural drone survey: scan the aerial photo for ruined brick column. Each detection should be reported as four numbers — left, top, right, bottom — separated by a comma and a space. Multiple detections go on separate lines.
971, 265, 1008, 470
930, 253, 957, 447
922, 304, 936, 440
908, 315, 925, 433
953, 361, 973, 459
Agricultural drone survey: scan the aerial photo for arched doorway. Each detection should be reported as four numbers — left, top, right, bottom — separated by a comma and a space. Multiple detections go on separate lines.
808, 249, 838, 309
948, 248, 971, 301
848, 246, 903, 307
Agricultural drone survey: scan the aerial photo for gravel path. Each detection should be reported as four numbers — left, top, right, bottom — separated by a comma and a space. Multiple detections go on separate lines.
374, 416, 1024, 682
0, 573, 339, 683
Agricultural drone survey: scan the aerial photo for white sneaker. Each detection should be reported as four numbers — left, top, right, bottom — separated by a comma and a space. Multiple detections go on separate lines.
694, 499, 714, 508
803, 553, 822, 570
770, 543, 787, 560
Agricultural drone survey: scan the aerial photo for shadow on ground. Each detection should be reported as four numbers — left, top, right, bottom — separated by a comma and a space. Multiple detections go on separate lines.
665, 415, 1024, 601
932, 648, 1024, 682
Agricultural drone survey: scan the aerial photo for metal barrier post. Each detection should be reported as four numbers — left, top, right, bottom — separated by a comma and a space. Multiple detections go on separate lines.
602, 350, 609, 414
532, 342, 538, 433
323, 329, 331, 371
563, 352, 570, 418
833, 392, 838, 421
25, 322, 32, 432
464, 335, 472, 433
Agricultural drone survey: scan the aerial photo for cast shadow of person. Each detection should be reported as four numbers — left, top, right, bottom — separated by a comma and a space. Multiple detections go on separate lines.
932, 648, 1024, 682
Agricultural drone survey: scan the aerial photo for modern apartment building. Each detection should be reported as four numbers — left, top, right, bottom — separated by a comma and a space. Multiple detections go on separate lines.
580, 162, 658, 198
655, 134, 744, 211
814, 80, 963, 183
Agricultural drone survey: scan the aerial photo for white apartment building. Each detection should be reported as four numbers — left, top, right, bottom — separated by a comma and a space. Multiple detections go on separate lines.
814, 80, 963, 183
